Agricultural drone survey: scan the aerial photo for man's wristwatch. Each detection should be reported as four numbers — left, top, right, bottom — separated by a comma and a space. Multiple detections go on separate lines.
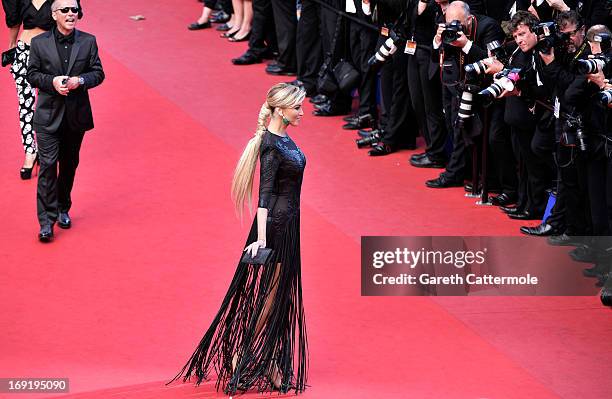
78, 76, 85, 86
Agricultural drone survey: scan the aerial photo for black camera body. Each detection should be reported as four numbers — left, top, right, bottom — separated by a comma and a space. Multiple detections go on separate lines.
534, 22, 568, 54
442, 20, 463, 45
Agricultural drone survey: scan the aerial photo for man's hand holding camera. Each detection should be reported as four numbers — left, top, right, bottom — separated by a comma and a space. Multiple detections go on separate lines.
52, 75, 81, 96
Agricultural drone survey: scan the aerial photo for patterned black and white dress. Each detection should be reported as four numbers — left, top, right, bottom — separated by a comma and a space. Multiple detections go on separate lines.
172, 130, 309, 395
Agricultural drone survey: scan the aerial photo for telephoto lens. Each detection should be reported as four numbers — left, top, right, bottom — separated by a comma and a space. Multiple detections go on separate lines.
479, 81, 504, 99
574, 58, 606, 74
368, 30, 401, 67
465, 60, 487, 75
356, 131, 381, 148
599, 89, 612, 105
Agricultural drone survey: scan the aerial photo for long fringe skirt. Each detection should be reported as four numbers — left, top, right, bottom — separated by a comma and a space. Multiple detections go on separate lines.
170, 215, 308, 395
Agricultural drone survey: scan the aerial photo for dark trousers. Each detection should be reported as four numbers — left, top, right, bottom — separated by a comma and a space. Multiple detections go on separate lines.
318, 2, 351, 109
557, 147, 591, 234
441, 85, 465, 181
348, 22, 378, 117
249, 0, 277, 57
379, 52, 417, 147
488, 101, 518, 195
37, 119, 85, 227
204, 0, 233, 13
271, 0, 297, 70
407, 47, 446, 160
587, 154, 612, 235
296, 0, 322, 93
511, 126, 554, 215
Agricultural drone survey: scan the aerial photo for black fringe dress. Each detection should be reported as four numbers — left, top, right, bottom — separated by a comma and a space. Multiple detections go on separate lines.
171, 130, 308, 395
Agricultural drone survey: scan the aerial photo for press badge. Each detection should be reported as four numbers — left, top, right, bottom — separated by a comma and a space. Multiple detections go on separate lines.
554, 96, 560, 119
405, 40, 417, 55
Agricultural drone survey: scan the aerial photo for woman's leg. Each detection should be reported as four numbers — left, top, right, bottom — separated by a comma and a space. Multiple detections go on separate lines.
234, 0, 252, 39
227, 0, 244, 35
11, 42, 37, 168
196, 6, 213, 24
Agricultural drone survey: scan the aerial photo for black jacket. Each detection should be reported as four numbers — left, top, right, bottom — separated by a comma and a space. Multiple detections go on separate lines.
27, 29, 104, 134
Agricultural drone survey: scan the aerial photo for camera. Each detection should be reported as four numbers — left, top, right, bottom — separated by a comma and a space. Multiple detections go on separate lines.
464, 41, 510, 76
441, 20, 463, 45
598, 89, 612, 106
534, 22, 568, 53
563, 115, 587, 151
478, 68, 522, 99
574, 53, 612, 74
356, 131, 381, 148
368, 29, 401, 67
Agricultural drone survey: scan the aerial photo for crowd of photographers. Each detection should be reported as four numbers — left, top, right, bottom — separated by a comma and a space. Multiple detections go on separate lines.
192, 0, 612, 300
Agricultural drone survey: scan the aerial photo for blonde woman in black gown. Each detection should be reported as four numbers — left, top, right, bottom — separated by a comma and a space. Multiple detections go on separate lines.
171, 83, 308, 395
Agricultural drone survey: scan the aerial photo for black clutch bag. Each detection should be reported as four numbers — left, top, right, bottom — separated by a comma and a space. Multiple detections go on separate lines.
241, 247, 274, 265
2, 48, 16, 68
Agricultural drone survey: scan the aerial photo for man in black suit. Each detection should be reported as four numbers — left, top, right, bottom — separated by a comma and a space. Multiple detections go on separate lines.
425, 1, 505, 188
27, 0, 105, 242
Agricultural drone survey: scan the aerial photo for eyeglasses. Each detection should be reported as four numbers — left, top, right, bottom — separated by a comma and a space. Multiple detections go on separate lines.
54, 7, 80, 14
563, 26, 583, 37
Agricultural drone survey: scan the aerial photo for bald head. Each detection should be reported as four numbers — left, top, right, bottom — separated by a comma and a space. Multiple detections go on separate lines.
446, 1, 471, 25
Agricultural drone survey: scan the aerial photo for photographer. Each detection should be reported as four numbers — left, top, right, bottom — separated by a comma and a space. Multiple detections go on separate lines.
425, 1, 505, 188
500, 11, 555, 220
519, 11, 592, 236
404, 0, 448, 167
367, 0, 419, 155
564, 25, 612, 272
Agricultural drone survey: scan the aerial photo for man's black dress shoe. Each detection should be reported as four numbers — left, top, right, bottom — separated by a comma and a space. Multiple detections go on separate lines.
369, 143, 395, 156
265, 64, 297, 76
508, 211, 542, 220
358, 129, 379, 138
547, 234, 583, 247
343, 114, 358, 122
464, 182, 502, 194
410, 155, 445, 168
38, 224, 54, 242
500, 206, 520, 214
210, 11, 230, 23
583, 263, 610, 278
520, 223, 556, 236
342, 113, 374, 130
309, 94, 327, 105
490, 193, 517, 207
58, 212, 71, 229
410, 152, 427, 162
312, 102, 351, 116
426, 175, 463, 188
188, 21, 211, 30
569, 246, 602, 263
232, 52, 261, 65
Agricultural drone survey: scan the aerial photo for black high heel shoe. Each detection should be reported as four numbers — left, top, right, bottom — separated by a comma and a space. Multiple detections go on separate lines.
228, 31, 251, 42
220, 30, 237, 38
20, 154, 39, 180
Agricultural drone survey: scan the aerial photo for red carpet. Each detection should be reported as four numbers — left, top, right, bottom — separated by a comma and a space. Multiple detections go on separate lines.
0, 1, 610, 398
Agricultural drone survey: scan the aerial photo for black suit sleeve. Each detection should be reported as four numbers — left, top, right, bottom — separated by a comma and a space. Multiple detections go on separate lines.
2, 0, 20, 27
541, 59, 576, 95
26, 38, 56, 94
565, 74, 599, 107
80, 36, 104, 89
467, 17, 504, 62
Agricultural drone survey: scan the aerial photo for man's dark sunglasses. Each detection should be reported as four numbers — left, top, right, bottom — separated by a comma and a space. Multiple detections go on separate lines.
55, 7, 80, 14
